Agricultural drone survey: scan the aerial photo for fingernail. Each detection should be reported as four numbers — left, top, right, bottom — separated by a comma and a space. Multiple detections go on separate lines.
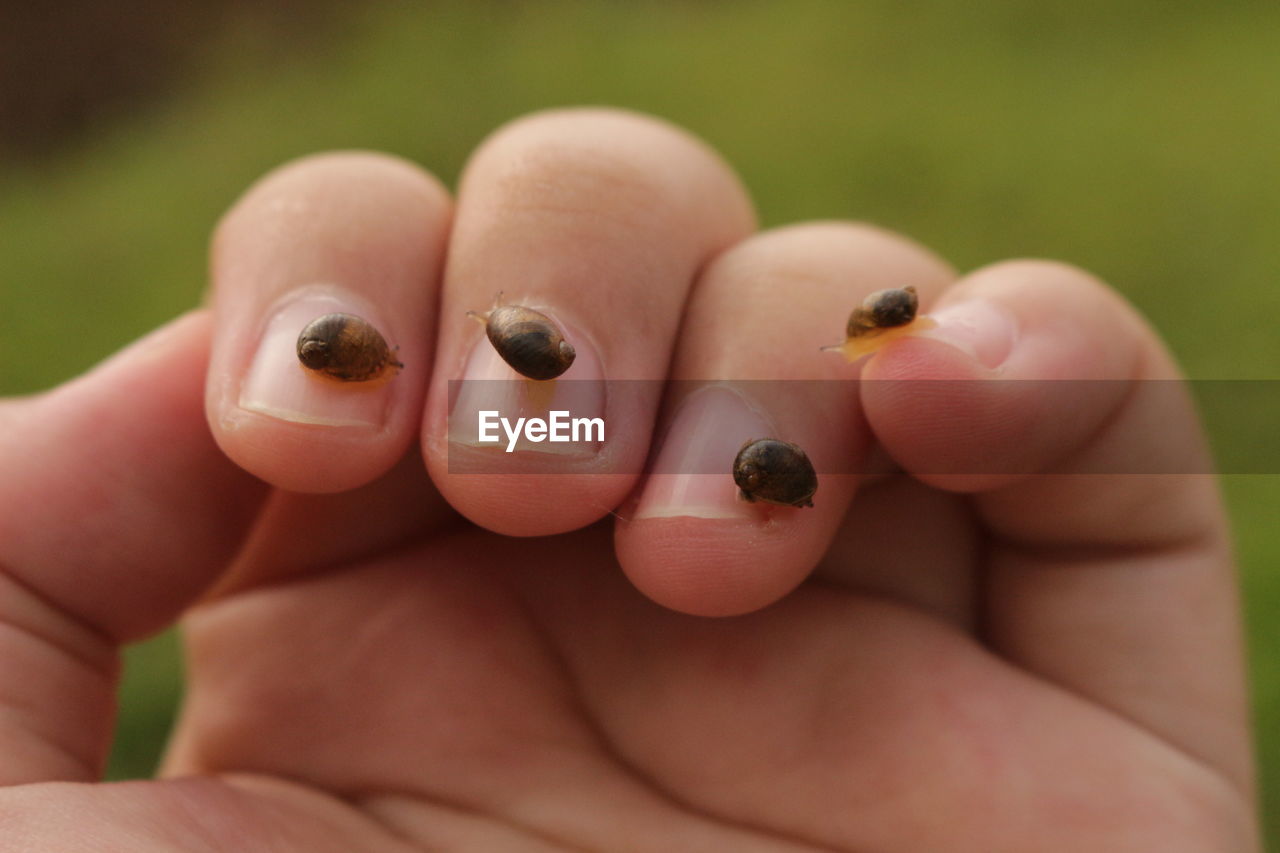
917, 299, 1018, 369
239, 288, 397, 427
635, 385, 774, 520
448, 314, 605, 456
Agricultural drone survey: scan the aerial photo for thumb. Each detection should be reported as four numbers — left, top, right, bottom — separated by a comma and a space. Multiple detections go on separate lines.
0, 310, 266, 784
862, 260, 1251, 796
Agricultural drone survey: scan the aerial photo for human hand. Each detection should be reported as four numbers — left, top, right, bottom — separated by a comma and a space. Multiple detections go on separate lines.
0, 109, 1258, 851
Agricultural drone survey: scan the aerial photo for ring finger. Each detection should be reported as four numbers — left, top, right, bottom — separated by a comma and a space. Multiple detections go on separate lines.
615, 222, 955, 616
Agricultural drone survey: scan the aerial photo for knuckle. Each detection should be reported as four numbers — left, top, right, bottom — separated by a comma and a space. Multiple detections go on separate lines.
474, 111, 679, 207
465, 108, 751, 234
971, 257, 1110, 298
213, 151, 447, 252
961, 258, 1142, 325
702, 220, 951, 299
746, 221, 948, 269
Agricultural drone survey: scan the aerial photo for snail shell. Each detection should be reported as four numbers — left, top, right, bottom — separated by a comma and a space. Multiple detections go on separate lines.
847, 286, 919, 338
471, 298, 576, 381
296, 313, 402, 382
732, 438, 818, 508
822, 285, 934, 362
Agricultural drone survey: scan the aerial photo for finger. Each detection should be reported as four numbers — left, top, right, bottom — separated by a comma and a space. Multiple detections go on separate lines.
207, 152, 451, 493
615, 223, 955, 616
0, 311, 265, 784
423, 109, 755, 536
862, 260, 1252, 792
0, 775, 416, 851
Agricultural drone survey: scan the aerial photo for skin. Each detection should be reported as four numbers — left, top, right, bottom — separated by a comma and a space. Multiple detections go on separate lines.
0, 109, 1259, 851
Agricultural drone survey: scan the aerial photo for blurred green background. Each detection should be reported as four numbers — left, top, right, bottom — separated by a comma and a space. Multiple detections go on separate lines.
1, 0, 1276, 841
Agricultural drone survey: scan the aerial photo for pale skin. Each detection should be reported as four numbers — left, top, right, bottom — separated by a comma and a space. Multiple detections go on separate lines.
0, 109, 1259, 850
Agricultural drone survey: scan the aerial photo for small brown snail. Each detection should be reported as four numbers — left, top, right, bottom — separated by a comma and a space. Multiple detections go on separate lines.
296, 313, 403, 382
469, 294, 576, 381
733, 438, 818, 508
822, 285, 935, 361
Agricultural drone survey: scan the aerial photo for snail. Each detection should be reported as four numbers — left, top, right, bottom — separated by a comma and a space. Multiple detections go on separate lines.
733, 438, 818, 508
296, 313, 403, 382
468, 294, 576, 381
822, 285, 935, 361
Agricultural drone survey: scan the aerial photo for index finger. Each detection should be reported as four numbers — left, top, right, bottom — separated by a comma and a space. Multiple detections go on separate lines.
205, 152, 451, 493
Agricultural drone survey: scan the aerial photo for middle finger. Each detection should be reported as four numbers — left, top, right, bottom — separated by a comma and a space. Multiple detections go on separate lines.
423, 109, 755, 536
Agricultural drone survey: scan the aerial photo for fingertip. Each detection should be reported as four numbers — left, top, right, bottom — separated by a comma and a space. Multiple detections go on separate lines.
860, 336, 1036, 491
421, 336, 649, 535
208, 411, 407, 494
431, 470, 635, 537
860, 258, 1166, 491
424, 109, 758, 535
616, 510, 838, 618
926, 257, 1145, 377
206, 151, 452, 494
206, 287, 424, 494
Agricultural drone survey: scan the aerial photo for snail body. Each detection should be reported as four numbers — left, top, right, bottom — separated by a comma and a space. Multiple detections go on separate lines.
822, 285, 935, 361
470, 295, 576, 381
296, 313, 402, 382
733, 438, 818, 508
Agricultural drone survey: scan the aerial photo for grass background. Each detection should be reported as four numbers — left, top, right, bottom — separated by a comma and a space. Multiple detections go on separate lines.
1, 0, 1275, 841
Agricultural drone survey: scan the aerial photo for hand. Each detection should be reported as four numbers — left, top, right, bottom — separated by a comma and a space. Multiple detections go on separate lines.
0, 109, 1257, 851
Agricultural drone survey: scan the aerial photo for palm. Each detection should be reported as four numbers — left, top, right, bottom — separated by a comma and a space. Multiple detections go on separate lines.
154, 470, 1242, 851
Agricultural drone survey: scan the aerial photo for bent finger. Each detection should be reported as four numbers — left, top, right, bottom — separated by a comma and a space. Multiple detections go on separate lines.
423, 109, 755, 536
615, 223, 954, 616
862, 260, 1251, 793
206, 152, 451, 493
